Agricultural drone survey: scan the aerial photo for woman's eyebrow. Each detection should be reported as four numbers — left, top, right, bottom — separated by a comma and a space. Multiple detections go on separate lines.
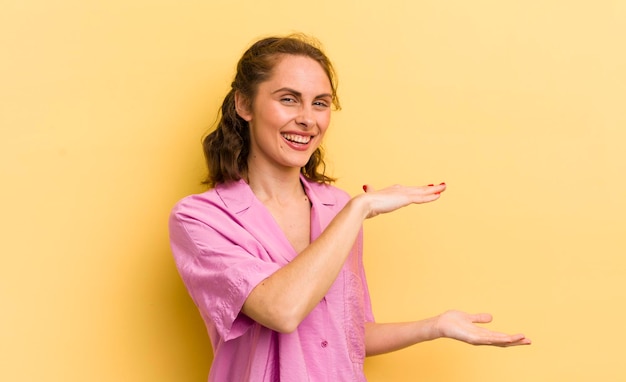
272, 87, 301, 97
272, 87, 332, 99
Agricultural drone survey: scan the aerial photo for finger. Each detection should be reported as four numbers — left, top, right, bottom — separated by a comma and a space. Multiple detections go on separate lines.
407, 186, 445, 204
433, 182, 446, 195
513, 336, 532, 346
471, 313, 493, 324
362, 184, 375, 193
509, 333, 528, 342
498, 335, 532, 347
407, 183, 445, 197
423, 182, 446, 196
477, 331, 530, 347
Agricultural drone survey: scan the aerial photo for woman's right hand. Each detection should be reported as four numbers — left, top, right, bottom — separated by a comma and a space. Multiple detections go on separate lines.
360, 183, 446, 219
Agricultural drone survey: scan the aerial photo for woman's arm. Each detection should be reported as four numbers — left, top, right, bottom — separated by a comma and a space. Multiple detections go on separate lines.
242, 183, 446, 333
365, 310, 531, 356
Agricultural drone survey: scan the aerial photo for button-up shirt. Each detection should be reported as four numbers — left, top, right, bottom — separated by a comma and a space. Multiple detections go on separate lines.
169, 175, 374, 381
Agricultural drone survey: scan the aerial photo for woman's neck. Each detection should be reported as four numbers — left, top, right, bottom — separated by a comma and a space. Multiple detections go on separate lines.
245, 165, 306, 205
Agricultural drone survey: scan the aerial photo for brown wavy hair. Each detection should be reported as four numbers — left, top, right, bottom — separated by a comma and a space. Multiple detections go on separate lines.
202, 34, 341, 188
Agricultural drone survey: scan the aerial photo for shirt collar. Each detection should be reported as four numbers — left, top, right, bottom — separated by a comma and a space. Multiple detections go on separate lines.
215, 174, 337, 214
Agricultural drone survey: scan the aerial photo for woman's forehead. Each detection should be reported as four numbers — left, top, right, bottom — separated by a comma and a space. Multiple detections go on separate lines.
264, 55, 332, 92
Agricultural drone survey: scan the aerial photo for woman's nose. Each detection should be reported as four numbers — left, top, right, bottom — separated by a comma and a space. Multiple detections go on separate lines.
295, 106, 314, 129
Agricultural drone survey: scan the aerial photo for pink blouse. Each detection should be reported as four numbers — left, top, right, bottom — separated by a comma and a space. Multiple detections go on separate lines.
169, 175, 374, 381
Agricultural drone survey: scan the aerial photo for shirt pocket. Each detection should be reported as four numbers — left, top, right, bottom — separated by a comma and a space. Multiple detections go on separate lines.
343, 270, 366, 364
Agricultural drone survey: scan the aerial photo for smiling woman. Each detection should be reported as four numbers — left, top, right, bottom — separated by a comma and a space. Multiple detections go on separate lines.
236, 55, 333, 174
200, 35, 340, 188
168, 34, 530, 382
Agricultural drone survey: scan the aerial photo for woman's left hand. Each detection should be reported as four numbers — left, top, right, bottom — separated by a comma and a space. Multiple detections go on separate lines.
434, 310, 531, 347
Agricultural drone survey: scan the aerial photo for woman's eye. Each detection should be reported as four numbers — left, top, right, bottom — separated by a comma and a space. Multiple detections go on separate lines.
281, 96, 296, 103
314, 100, 329, 108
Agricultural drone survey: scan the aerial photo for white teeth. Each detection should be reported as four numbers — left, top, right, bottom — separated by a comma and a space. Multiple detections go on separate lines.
281, 133, 311, 144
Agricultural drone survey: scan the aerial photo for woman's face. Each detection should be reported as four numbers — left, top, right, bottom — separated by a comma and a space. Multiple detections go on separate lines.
237, 54, 333, 174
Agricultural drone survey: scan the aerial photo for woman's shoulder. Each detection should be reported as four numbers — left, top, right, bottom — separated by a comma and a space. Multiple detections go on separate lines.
169, 188, 219, 225
171, 185, 220, 207
170, 180, 252, 219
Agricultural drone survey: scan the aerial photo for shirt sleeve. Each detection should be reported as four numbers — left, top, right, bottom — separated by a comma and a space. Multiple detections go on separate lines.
169, 202, 281, 341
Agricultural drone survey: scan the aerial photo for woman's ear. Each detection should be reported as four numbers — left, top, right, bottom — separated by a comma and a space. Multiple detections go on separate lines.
234, 91, 252, 122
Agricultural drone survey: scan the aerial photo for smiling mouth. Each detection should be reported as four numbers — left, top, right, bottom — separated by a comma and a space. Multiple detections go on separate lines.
281, 133, 312, 144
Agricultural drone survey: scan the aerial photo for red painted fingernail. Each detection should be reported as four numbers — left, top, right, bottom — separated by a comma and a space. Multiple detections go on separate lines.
440, 182, 446, 185
428, 184, 434, 187
362, 185, 368, 192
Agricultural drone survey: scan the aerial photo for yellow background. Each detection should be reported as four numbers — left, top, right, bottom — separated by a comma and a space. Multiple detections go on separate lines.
1, 1, 625, 381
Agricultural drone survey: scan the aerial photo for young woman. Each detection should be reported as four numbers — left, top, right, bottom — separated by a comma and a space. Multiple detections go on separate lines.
169, 34, 530, 381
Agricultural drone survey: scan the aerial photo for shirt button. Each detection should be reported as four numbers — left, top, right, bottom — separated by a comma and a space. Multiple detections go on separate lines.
321, 340, 328, 348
